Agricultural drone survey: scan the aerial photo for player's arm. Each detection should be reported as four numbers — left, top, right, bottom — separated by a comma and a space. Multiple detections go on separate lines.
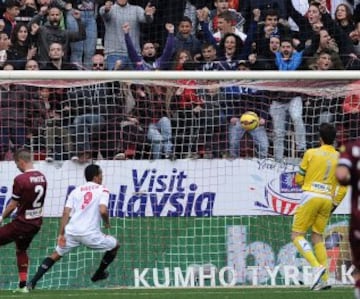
295, 167, 305, 186
0, 199, 18, 224
295, 151, 309, 186
57, 206, 71, 247
100, 204, 110, 228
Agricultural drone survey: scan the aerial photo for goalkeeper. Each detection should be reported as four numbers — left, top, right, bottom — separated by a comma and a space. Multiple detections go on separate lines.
28, 164, 119, 289
291, 122, 347, 291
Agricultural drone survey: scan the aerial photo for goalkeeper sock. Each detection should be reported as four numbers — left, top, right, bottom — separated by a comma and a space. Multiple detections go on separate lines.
314, 242, 328, 281
293, 236, 320, 267
96, 250, 117, 273
30, 257, 55, 287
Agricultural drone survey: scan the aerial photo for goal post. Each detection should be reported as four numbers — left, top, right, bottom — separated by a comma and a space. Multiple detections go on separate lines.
0, 71, 357, 289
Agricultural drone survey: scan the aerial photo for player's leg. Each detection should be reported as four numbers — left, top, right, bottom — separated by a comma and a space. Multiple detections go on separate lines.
350, 224, 360, 299
81, 233, 119, 282
292, 197, 321, 268
28, 251, 62, 290
311, 199, 333, 290
28, 234, 78, 289
0, 223, 29, 293
92, 243, 120, 281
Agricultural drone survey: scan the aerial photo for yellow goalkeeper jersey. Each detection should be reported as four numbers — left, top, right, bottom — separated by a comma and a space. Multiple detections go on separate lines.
295, 144, 347, 206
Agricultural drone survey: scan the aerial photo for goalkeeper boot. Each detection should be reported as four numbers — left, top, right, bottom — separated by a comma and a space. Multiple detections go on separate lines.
312, 279, 331, 291
91, 270, 109, 282
310, 265, 326, 290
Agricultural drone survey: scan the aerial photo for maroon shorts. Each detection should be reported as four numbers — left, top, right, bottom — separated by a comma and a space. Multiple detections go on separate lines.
0, 220, 40, 251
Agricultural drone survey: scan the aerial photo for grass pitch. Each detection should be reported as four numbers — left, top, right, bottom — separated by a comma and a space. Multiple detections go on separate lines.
0, 287, 353, 299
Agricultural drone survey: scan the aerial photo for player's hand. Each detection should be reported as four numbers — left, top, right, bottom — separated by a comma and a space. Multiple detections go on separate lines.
104, 222, 111, 229
57, 235, 66, 247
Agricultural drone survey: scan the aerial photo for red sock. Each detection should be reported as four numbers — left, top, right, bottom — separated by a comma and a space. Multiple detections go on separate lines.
16, 250, 29, 283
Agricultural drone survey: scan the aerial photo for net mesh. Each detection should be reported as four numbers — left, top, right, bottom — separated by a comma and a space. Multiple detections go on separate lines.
0, 77, 356, 289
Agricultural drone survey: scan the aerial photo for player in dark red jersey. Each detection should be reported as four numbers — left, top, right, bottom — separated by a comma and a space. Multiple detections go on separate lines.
0, 148, 47, 293
336, 140, 360, 299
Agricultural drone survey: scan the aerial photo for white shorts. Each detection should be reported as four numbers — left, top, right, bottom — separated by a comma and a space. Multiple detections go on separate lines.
55, 231, 118, 256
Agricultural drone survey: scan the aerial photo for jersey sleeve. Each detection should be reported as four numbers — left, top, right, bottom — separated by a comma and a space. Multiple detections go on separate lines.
333, 185, 348, 206
11, 175, 23, 201
99, 188, 110, 207
65, 189, 76, 209
295, 149, 310, 186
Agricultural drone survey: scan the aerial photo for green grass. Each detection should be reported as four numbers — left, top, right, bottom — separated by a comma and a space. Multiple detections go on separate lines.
0, 287, 353, 299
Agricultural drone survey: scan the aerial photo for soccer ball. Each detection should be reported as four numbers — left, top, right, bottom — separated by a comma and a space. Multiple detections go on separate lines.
240, 111, 259, 131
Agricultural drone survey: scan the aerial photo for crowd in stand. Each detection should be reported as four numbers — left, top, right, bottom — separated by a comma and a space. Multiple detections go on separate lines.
0, 0, 360, 162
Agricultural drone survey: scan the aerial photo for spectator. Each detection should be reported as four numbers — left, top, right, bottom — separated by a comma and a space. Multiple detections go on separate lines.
241, 0, 287, 28
270, 37, 307, 162
307, 48, 344, 70
173, 16, 202, 58
41, 42, 79, 70
0, 0, 21, 37
113, 83, 148, 160
128, 84, 174, 160
228, 64, 269, 159
24, 57, 39, 69
197, 42, 219, 70
122, 22, 175, 70
172, 49, 193, 70
29, 87, 65, 162
250, 35, 279, 70
66, 0, 97, 68
207, 0, 245, 36
29, 5, 86, 66
350, 21, 360, 55
198, 8, 260, 65
199, 9, 247, 43
7, 23, 37, 69
2, 60, 14, 69
334, 3, 355, 36
0, 82, 30, 161
255, 8, 290, 56
17, 0, 38, 24
99, 0, 156, 70
304, 49, 344, 148
196, 80, 229, 158
133, 0, 207, 49
0, 31, 10, 67
67, 54, 123, 162
286, 0, 324, 48
34, 0, 67, 29
172, 75, 205, 159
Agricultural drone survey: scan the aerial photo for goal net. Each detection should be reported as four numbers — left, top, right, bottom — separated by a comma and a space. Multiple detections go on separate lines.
0, 71, 356, 289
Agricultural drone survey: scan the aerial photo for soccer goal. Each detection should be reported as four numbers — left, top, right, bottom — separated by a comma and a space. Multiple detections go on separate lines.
0, 71, 356, 289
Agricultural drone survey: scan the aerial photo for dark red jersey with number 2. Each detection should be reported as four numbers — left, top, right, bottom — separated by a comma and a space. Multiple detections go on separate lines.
11, 169, 47, 227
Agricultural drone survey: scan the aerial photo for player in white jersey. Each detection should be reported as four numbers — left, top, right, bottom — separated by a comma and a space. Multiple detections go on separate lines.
28, 164, 119, 289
